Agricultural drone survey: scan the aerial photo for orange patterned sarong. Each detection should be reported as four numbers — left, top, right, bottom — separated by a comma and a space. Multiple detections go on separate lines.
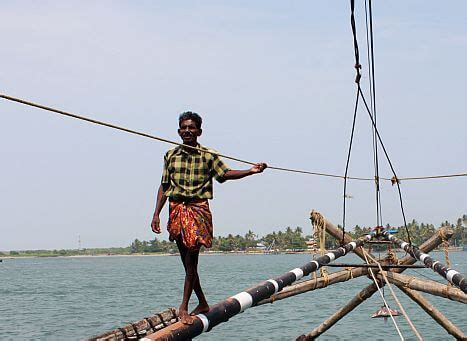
167, 199, 213, 250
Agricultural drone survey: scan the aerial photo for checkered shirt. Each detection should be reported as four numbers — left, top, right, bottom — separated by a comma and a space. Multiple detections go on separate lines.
161, 144, 230, 199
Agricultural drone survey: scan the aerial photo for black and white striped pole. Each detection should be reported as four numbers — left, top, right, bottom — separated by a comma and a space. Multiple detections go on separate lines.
383, 231, 466, 293
145, 234, 372, 340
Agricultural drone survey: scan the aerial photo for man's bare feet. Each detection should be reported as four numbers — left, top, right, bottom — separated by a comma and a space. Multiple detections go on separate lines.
190, 302, 209, 316
179, 308, 194, 325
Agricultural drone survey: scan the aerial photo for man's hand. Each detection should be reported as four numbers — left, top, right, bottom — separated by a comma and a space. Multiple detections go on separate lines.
151, 215, 161, 234
250, 163, 268, 174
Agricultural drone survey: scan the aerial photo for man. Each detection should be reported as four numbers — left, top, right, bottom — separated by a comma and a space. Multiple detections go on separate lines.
151, 111, 267, 324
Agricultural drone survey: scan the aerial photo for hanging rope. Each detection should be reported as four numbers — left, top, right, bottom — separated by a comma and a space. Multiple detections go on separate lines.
363, 250, 423, 341
310, 210, 329, 282
348, 0, 413, 245
440, 228, 453, 285
359, 247, 405, 340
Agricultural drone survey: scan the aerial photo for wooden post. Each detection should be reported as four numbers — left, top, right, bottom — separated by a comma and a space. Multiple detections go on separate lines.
380, 271, 467, 304
296, 283, 379, 340
395, 284, 466, 340
257, 267, 368, 306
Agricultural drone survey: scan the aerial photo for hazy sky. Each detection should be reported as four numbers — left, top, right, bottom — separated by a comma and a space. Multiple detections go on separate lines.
1, 1, 466, 250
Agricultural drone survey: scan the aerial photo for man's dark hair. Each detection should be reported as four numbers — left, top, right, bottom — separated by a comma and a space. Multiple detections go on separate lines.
179, 111, 202, 129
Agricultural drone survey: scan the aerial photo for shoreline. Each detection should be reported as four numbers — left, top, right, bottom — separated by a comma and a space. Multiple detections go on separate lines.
1, 247, 464, 260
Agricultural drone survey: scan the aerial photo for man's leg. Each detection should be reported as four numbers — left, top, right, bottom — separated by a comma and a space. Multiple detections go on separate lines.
187, 250, 209, 316
176, 238, 209, 316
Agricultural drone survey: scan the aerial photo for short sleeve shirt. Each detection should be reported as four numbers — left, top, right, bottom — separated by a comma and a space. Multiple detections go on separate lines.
161, 144, 230, 200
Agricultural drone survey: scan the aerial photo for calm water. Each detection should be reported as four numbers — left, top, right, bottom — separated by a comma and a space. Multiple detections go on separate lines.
1, 252, 465, 340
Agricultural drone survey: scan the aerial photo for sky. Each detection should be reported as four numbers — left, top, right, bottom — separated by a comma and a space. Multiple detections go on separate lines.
1, 1, 466, 251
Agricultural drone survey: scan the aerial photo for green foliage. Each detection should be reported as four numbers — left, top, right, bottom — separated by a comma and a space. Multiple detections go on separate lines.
4, 214, 465, 256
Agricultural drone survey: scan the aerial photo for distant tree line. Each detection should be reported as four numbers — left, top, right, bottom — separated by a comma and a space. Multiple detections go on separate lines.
3, 215, 465, 256
127, 214, 465, 253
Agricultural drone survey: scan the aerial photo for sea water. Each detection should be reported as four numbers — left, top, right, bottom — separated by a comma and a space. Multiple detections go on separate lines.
1, 252, 465, 340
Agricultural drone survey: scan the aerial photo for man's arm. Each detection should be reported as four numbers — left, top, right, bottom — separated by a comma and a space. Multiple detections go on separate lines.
222, 163, 267, 181
151, 183, 169, 234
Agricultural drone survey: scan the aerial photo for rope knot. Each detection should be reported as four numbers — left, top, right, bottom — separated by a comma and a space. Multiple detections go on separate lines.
390, 176, 400, 185
354, 63, 362, 83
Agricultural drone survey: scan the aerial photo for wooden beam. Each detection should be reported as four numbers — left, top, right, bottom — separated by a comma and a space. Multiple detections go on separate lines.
296, 225, 452, 340
385, 231, 466, 292
144, 235, 372, 340
256, 267, 368, 306
322, 216, 372, 262
380, 271, 467, 304
89, 308, 178, 341
395, 284, 466, 340
397, 227, 453, 270
296, 283, 379, 340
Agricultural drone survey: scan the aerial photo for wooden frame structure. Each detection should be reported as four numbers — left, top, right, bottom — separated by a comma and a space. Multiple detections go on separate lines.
90, 212, 466, 340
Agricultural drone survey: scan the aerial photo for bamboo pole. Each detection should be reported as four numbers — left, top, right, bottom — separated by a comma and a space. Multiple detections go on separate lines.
395, 284, 466, 340
296, 226, 452, 339
296, 283, 379, 340
256, 267, 368, 306
380, 271, 467, 304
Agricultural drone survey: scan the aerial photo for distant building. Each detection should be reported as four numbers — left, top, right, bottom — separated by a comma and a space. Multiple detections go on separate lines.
255, 242, 267, 250
306, 238, 317, 250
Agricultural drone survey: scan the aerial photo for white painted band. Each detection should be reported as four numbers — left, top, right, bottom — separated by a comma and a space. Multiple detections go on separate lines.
197, 314, 209, 333
140, 339, 151, 341
365, 234, 372, 241
290, 268, 304, 281
419, 253, 429, 263
349, 242, 357, 250
266, 279, 279, 294
312, 260, 320, 270
325, 252, 336, 261
431, 261, 439, 269
446, 270, 459, 283
231, 292, 253, 312
401, 242, 408, 249
338, 247, 346, 255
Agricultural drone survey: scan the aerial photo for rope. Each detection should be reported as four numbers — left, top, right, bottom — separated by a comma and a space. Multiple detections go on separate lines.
342, 88, 360, 244
0, 93, 465, 183
357, 87, 412, 245
440, 228, 453, 285
310, 210, 329, 280
363, 249, 423, 341
359, 247, 405, 340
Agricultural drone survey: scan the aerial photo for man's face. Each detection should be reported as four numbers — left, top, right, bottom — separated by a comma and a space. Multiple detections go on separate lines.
178, 119, 202, 145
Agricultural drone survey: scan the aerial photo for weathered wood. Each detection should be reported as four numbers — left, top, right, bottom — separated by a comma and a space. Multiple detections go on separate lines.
257, 267, 368, 306
89, 308, 178, 341
380, 271, 467, 304
296, 225, 452, 339
296, 283, 379, 340
323, 218, 373, 261
395, 284, 466, 340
